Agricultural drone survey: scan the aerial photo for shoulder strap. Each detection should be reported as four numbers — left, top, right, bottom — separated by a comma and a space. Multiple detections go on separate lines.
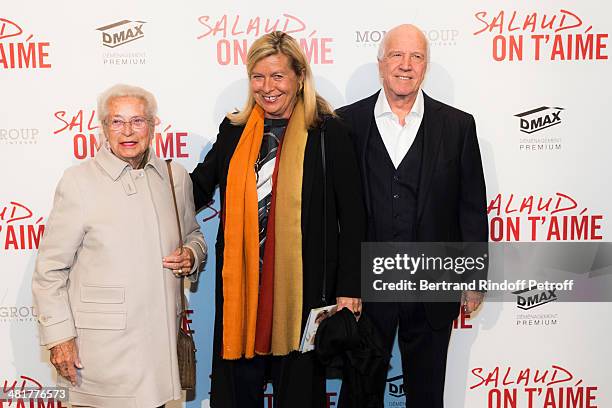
320, 119, 327, 306
166, 159, 186, 310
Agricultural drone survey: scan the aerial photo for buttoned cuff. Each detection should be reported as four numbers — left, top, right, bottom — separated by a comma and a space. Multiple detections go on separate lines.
184, 241, 207, 282
46, 336, 76, 350
38, 314, 77, 348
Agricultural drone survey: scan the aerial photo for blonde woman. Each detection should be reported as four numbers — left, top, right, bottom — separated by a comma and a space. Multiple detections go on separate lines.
191, 32, 365, 407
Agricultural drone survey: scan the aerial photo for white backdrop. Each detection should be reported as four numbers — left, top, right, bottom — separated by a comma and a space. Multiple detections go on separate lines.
1, 1, 610, 407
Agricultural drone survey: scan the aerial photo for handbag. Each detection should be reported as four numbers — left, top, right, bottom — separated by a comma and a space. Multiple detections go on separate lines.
166, 159, 197, 390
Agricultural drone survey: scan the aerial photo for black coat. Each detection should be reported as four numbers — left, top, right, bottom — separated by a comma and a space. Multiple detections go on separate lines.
337, 92, 488, 327
190, 115, 366, 406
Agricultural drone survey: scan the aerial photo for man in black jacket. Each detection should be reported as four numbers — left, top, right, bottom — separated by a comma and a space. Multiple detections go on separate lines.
337, 24, 488, 407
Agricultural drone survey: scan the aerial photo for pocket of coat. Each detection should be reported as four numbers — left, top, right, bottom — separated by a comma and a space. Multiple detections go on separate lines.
81, 285, 125, 304
74, 311, 127, 330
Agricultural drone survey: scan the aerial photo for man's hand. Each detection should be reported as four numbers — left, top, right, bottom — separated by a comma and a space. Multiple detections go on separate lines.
336, 297, 362, 316
50, 338, 82, 386
461, 291, 485, 314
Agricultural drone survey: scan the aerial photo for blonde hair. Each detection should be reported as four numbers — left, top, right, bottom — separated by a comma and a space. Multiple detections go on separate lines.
228, 31, 334, 129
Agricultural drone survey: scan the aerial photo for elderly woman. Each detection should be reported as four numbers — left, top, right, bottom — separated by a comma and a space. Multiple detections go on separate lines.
32, 84, 206, 408
190, 32, 365, 407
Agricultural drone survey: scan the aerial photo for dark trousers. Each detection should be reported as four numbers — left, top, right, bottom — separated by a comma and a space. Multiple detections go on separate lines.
226, 352, 326, 408
347, 302, 453, 408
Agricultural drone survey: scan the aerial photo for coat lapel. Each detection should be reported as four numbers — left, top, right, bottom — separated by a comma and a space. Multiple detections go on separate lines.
355, 93, 378, 217
416, 93, 444, 223
301, 127, 317, 237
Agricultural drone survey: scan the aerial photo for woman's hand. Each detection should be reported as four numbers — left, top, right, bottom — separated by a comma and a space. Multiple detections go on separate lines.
163, 247, 195, 277
50, 338, 82, 386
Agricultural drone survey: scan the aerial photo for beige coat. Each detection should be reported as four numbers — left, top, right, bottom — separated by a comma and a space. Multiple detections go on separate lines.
32, 146, 206, 408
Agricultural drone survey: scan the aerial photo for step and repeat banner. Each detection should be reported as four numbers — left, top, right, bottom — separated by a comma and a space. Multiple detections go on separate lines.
1, 1, 610, 407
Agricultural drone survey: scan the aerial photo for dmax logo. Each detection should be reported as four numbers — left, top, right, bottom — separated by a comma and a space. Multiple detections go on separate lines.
386, 375, 405, 398
513, 287, 558, 310
515, 106, 564, 134
96, 20, 146, 48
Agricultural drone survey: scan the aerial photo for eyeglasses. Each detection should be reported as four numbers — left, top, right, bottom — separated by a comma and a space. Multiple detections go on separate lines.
105, 117, 150, 131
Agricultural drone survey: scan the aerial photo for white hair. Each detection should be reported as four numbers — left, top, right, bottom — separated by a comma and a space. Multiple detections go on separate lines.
97, 84, 158, 123
376, 25, 430, 63
377, 33, 388, 61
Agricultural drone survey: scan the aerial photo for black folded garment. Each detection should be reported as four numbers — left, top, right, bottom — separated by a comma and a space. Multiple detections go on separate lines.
315, 308, 389, 408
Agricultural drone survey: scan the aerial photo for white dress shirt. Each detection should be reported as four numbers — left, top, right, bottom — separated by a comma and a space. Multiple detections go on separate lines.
374, 88, 425, 169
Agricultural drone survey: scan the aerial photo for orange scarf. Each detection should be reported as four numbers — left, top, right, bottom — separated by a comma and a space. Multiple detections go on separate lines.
222, 102, 307, 359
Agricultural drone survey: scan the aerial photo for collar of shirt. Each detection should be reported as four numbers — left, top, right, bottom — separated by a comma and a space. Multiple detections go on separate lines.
374, 87, 424, 125
95, 145, 165, 181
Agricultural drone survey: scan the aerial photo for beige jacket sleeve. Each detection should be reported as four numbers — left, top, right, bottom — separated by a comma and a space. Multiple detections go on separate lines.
176, 163, 207, 282
32, 171, 83, 346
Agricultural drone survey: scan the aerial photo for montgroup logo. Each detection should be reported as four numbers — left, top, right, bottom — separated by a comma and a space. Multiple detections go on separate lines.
0, 18, 52, 69
0, 201, 45, 251
196, 14, 335, 66
473, 9, 609, 62
354, 28, 459, 49
0, 304, 37, 324
513, 106, 564, 152
53, 108, 191, 160
354, 29, 386, 49
513, 286, 558, 310
0, 128, 39, 145
96, 19, 147, 65
0, 289, 37, 324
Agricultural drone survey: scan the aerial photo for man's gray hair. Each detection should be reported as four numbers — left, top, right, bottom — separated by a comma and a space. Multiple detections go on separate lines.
376, 25, 431, 62
97, 84, 158, 123
377, 33, 388, 61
